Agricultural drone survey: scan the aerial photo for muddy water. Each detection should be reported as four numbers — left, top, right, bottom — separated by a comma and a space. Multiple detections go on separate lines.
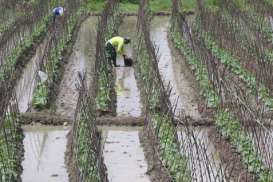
177, 127, 226, 181
115, 66, 142, 117
55, 16, 97, 118
115, 16, 142, 117
15, 39, 48, 113
150, 17, 200, 119
100, 17, 149, 182
101, 127, 150, 182
21, 126, 69, 182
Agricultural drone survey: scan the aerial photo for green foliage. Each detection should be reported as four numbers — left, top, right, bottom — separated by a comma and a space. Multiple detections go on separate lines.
203, 33, 273, 109
0, 112, 23, 181
134, 23, 192, 181
172, 12, 273, 180
170, 31, 219, 108
0, 14, 51, 81
74, 108, 101, 181
152, 113, 192, 181
95, 4, 120, 111
33, 6, 86, 109
216, 111, 273, 182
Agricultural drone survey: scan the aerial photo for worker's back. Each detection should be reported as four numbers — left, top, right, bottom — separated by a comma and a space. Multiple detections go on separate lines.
108, 36, 124, 48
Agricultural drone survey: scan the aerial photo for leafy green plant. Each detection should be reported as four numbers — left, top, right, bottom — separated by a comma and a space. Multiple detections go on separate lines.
0, 14, 51, 81
171, 14, 273, 180
170, 31, 219, 108
134, 22, 192, 181
32, 7, 86, 109
0, 111, 23, 181
203, 33, 273, 109
216, 110, 273, 182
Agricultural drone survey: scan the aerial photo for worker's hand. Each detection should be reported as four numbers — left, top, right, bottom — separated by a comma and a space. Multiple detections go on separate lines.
123, 54, 128, 59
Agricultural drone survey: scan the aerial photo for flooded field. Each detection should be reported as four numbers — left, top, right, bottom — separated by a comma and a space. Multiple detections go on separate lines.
150, 17, 200, 119
101, 127, 150, 182
115, 66, 142, 117
55, 16, 98, 117
21, 126, 69, 182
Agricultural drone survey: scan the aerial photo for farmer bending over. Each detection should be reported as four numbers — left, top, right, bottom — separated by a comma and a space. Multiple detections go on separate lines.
105, 36, 131, 67
52, 6, 64, 23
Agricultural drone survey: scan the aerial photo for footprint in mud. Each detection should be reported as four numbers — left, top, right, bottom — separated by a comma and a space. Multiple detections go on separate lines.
51, 174, 59, 178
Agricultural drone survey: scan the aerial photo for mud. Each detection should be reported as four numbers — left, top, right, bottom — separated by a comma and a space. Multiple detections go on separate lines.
177, 127, 226, 181
21, 126, 70, 182
101, 127, 150, 182
55, 16, 98, 118
209, 127, 256, 182
15, 38, 48, 113
150, 17, 201, 120
20, 112, 72, 125
115, 16, 143, 117
139, 127, 172, 182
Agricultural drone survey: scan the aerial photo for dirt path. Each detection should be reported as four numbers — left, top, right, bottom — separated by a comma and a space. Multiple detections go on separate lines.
150, 17, 200, 120
21, 125, 70, 182
55, 16, 97, 118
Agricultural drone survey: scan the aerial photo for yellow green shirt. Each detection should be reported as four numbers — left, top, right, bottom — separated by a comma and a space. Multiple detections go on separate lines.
108, 36, 125, 55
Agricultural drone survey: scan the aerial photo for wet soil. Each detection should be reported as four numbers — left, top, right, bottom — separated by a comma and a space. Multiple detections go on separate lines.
209, 127, 256, 182
177, 127, 226, 181
101, 127, 150, 182
116, 16, 143, 117
20, 112, 72, 126
150, 17, 201, 120
55, 16, 97, 118
139, 128, 172, 182
21, 125, 70, 182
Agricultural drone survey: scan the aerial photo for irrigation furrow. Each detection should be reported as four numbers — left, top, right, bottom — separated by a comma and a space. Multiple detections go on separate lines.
55, 16, 98, 118
150, 16, 200, 119
15, 37, 48, 113
102, 16, 150, 182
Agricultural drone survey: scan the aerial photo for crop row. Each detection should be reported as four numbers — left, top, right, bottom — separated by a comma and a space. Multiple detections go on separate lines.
95, 1, 121, 113
0, 99, 23, 181
134, 1, 192, 181
32, 6, 87, 109
0, 15, 51, 82
70, 1, 120, 181
171, 3, 273, 181
228, 0, 273, 46
202, 32, 273, 110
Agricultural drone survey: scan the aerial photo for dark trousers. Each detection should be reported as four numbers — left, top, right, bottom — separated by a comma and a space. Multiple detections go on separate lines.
105, 42, 117, 66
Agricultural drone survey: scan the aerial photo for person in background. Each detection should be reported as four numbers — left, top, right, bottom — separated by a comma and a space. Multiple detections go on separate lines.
105, 36, 131, 67
52, 6, 64, 23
